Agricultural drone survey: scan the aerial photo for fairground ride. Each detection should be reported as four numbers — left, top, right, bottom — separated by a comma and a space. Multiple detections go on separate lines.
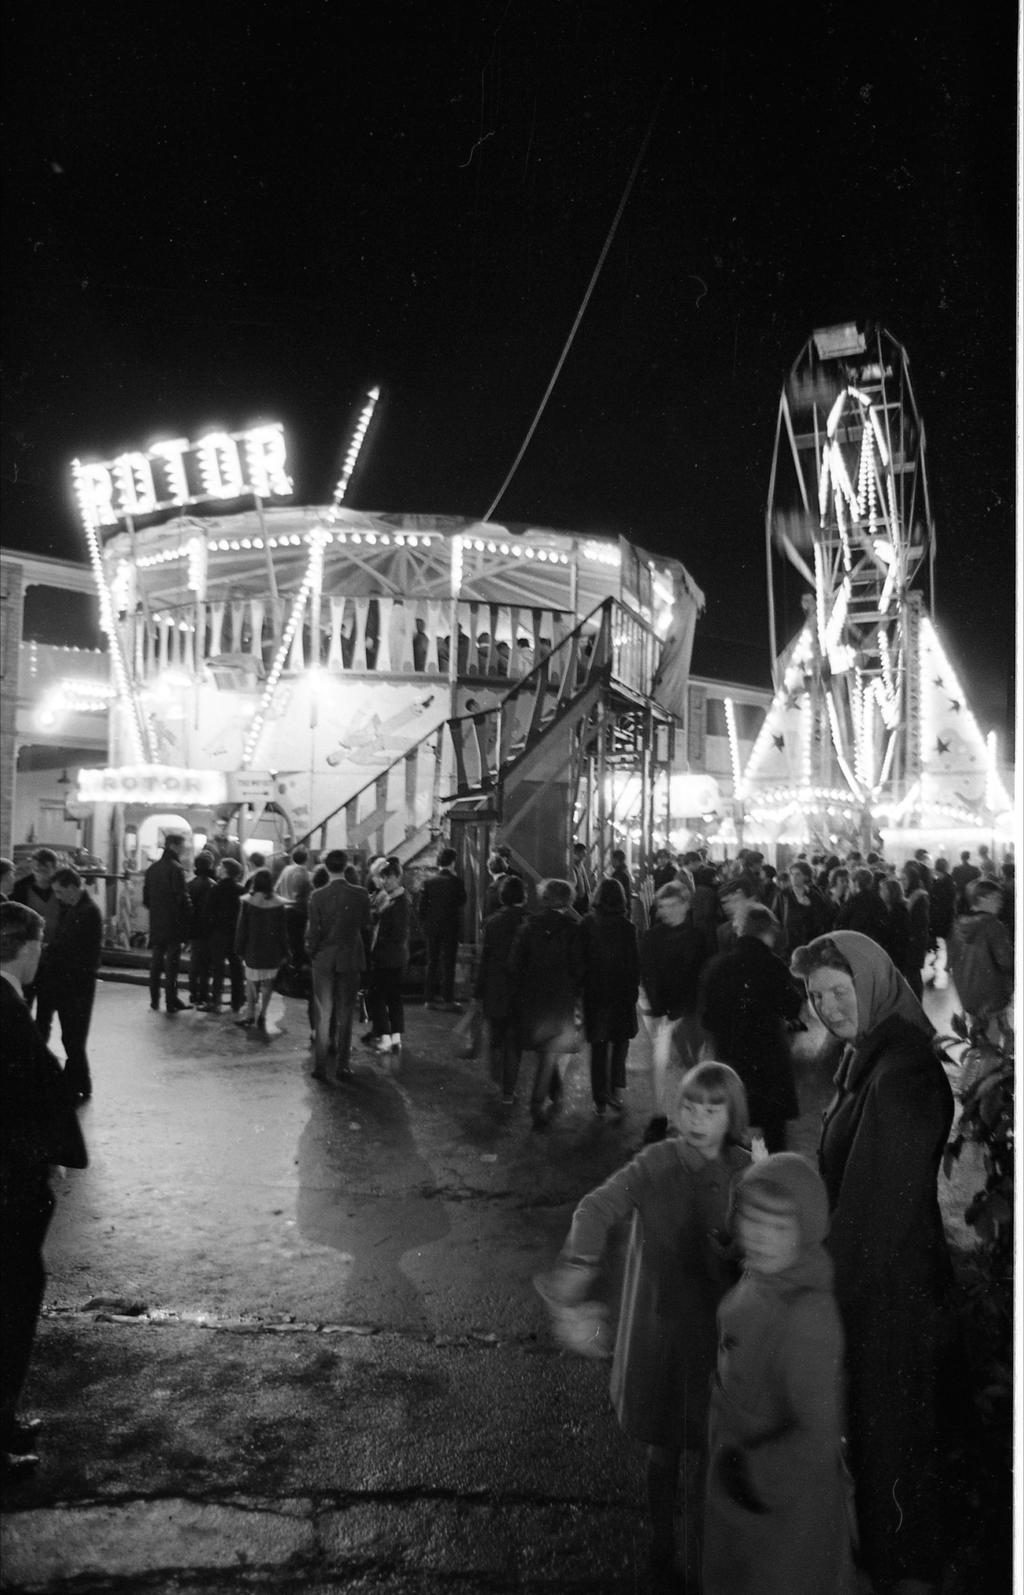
738, 322, 1012, 859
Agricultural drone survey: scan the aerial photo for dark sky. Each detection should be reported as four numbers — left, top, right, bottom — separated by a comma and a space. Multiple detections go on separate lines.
2, 5, 1017, 735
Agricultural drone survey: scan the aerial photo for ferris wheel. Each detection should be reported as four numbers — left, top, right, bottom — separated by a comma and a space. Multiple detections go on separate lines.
765, 322, 935, 805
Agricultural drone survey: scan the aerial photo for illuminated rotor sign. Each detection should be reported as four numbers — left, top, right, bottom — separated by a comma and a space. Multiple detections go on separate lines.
71, 423, 292, 529
78, 765, 229, 806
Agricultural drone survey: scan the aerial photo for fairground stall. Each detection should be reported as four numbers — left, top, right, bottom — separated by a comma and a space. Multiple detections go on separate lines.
737, 323, 1014, 865
68, 413, 705, 942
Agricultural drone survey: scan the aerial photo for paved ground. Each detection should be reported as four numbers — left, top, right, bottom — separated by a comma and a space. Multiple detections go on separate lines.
0, 977, 987, 1591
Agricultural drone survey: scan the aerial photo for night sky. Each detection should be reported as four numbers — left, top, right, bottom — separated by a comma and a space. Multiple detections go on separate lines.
2, 6, 1017, 739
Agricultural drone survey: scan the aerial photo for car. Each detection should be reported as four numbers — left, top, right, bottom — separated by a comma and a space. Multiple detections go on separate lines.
12, 842, 108, 878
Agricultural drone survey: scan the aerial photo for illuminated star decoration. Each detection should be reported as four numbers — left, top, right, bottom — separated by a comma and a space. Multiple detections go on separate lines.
933, 676, 944, 687
936, 738, 950, 755
772, 734, 786, 750
948, 699, 961, 712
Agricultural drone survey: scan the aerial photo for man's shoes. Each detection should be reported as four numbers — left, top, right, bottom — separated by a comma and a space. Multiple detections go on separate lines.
166, 1001, 190, 1014
149, 1001, 160, 1012
234, 1016, 254, 1028
2, 1449, 39, 1474
444, 1001, 464, 1014
606, 1093, 624, 1113
310, 1068, 331, 1083
255, 1016, 268, 1035
200, 1004, 220, 1014
426, 1000, 444, 1011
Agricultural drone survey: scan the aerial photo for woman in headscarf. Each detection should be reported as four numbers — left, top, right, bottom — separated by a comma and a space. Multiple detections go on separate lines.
792, 931, 964, 1595
703, 1154, 857, 1595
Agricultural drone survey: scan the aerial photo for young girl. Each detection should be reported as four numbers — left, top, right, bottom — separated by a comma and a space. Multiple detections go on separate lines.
233, 868, 288, 1034
537, 1063, 751, 1585
703, 1154, 856, 1595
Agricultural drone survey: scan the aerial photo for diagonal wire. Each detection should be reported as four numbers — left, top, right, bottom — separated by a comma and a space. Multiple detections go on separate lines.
481, 85, 669, 524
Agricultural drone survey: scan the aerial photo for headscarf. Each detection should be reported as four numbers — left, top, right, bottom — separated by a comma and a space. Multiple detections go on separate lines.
734, 1152, 833, 1291
803, 929, 933, 1042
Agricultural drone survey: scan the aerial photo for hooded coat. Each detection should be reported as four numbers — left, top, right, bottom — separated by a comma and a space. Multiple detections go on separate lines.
808, 931, 963, 1584
948, 911, 1013, 1018
703, 1155, 857, 1595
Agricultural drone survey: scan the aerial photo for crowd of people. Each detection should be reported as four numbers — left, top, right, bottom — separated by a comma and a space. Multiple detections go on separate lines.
0, 829, 1015, 1593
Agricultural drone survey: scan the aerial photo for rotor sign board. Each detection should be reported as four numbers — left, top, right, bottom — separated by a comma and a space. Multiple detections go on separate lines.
78, 765, 229, 806
71, 423, 292, 530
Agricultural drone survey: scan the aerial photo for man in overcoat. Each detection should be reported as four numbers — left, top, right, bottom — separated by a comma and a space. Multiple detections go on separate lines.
142, 834, 190, 1012
0, 902, 88, 1473
48, 868, 104, 1102
306, 849, 372, 1082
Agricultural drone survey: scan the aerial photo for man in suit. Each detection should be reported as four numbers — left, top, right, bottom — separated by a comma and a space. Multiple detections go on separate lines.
0, 901, 88, 1473
142, 833, 190, 1012
48, 868, 104, 1103
305, 849, 372, 1082
419, 847, 467, 1011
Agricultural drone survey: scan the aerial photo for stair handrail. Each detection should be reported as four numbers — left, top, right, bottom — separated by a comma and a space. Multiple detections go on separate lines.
296, 596, 662, 846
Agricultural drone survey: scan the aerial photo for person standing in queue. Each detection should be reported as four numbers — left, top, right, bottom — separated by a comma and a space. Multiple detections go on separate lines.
205, 858, 245, 1014
306, 849, 372, 1083
580, 877, 639, 1116
0, 902, 88, 1475
142, 833, 190, 1013
12, 849, 60, 1035
418, 847, 466, 1012
186, 851, 217, 1010
509, 878, 584, 1129
47, 869, 103, 1104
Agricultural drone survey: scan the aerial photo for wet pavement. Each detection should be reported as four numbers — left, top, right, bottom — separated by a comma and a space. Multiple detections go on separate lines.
1, 977, 980, 1591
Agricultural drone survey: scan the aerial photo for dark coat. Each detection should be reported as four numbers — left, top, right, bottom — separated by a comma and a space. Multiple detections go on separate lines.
11, 876, 61, 942
371, 890, 410, 971
777, 885, 829, 953
235, 895, 288, 969
45, 894, 103, 986
819, 1014, 961, 1581
509, 907, 584, 1048
207, 878, 244, 940
580, 907, 639, 1043
564, 1137, 750, 1447
638, 919, 708, 1018
700, 937, 803, 1124
0, 978, 87, 1188
474, 904, 528, 1021
187, 875, 215, 939
835, 890, 889, 948
882, 899, 911, 976
143, 850, 190, 943
928, 871, 957, 940
418, 869, 466, 933
949, 912, 1014, 1017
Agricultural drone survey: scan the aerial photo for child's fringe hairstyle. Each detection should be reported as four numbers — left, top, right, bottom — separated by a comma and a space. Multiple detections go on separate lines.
676, 1061, 750, 1142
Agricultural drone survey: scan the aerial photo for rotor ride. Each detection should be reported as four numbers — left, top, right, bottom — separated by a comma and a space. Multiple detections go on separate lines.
739, 322, 1011, 856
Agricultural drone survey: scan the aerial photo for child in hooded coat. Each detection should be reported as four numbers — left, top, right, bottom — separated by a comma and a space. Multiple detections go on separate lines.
704, 1154, 857, 1595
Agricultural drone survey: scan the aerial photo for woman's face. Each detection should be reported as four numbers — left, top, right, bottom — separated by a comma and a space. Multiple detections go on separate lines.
807, 966, 859, 1040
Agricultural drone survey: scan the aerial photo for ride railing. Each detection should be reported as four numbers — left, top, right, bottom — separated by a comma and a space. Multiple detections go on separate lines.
129, 594, 578, 685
